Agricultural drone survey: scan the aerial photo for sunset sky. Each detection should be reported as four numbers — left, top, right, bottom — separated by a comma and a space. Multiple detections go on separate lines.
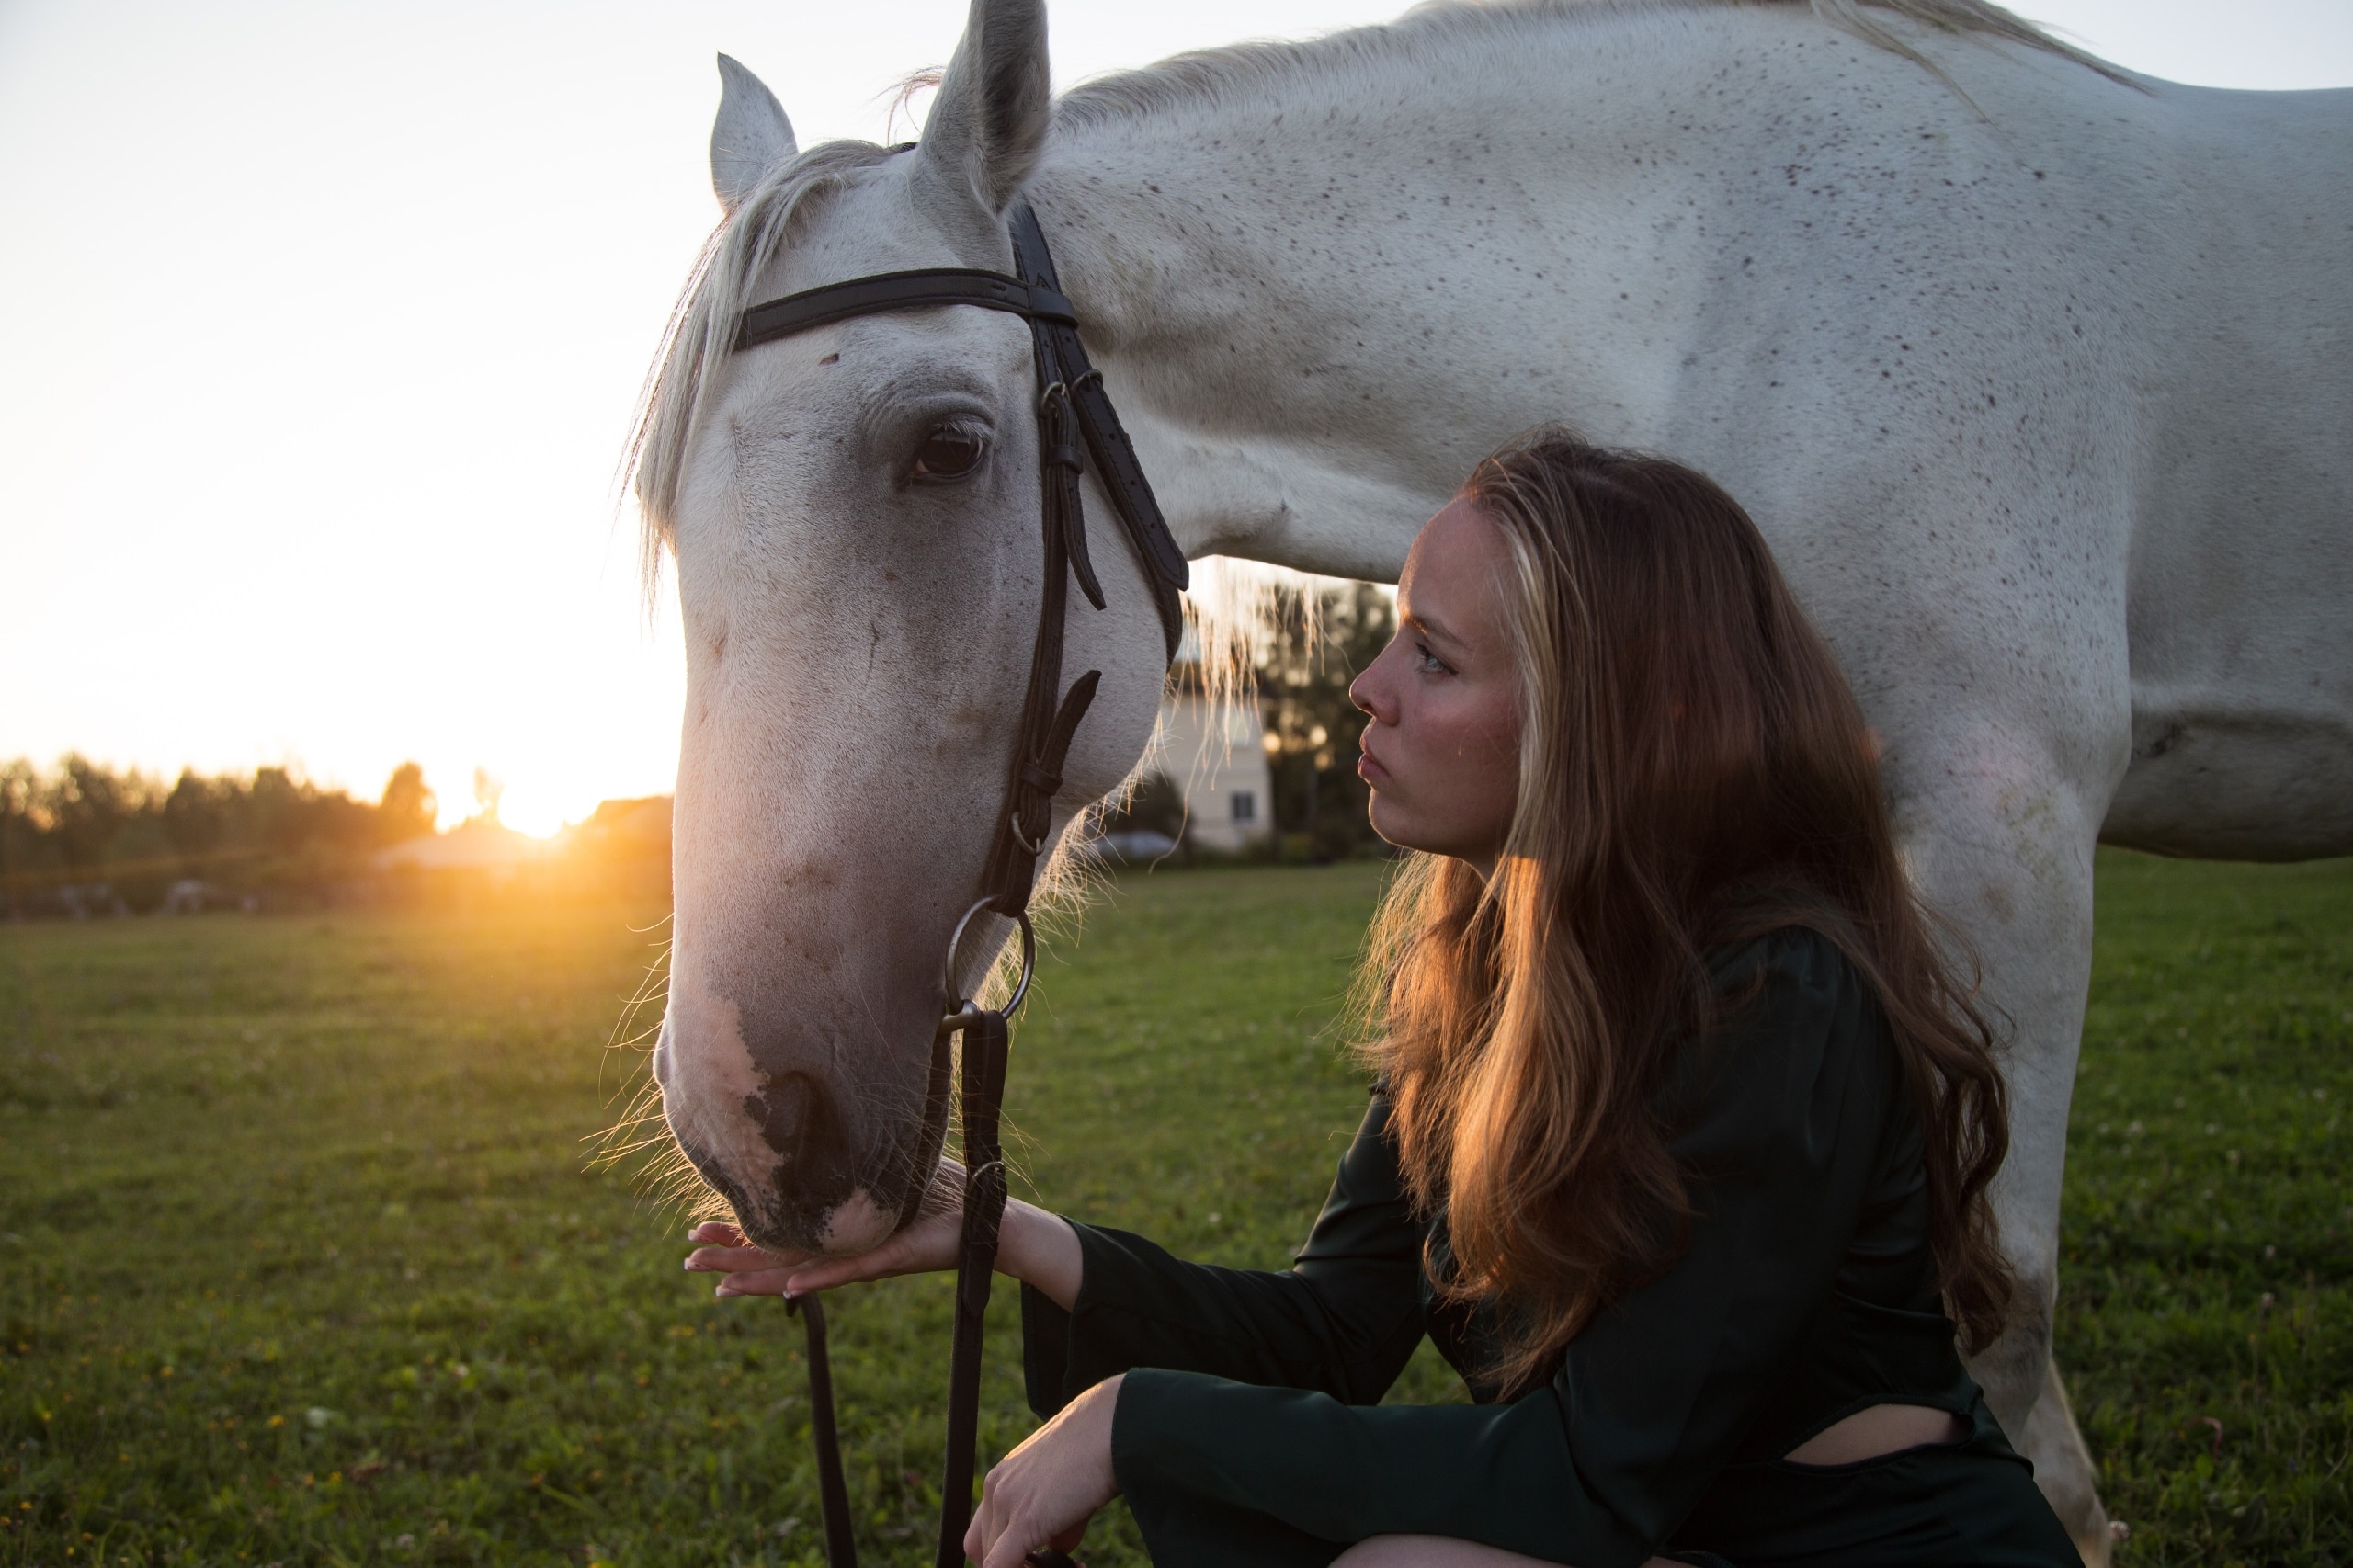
5, 0, 2347, 836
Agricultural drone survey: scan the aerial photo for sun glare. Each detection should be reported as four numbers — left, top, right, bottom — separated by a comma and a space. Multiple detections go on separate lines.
496, 783, 582, 841
418, 768, 634, 841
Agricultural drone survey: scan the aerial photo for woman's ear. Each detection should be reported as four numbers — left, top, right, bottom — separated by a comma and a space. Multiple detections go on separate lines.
914, 0, 1051, 215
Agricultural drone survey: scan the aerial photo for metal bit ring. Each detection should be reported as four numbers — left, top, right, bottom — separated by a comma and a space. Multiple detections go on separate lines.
938, 896, 1036, 1031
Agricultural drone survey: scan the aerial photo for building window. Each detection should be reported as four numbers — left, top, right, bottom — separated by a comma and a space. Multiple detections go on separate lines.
1230, 790, 1257, 824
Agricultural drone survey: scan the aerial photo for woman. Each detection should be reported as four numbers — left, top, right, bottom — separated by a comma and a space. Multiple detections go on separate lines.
686, 431, 2080, 1568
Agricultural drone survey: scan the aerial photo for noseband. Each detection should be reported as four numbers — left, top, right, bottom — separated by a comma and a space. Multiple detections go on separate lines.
731, 203, 1188, 1568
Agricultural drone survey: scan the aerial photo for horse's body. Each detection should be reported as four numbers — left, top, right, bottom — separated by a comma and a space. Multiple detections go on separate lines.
638, 3, 2353, 1559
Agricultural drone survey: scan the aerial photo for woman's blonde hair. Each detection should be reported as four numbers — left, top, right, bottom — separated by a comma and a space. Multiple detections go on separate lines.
1364, 428, 2014, 1392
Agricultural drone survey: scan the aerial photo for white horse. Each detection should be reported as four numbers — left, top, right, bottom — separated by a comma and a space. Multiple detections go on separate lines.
635, 2, 2353, 1560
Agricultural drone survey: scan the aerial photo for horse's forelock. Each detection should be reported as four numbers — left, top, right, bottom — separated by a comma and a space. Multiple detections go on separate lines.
629, 138, 902, 601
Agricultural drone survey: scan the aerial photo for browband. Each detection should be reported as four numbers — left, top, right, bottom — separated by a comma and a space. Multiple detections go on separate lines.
735, 269, 1076, 350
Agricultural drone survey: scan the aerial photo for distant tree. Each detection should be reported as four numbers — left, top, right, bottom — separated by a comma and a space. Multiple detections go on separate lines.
308, 790, 380, 853
163, 769, 236, 867
1, 759, 39, 915
45, 755, 131, 872
241, 765, 381, 859
1256, 581, 1396, 857
377, 762, 437, 844
247, 767, 313, 857
0, 761, 30, 827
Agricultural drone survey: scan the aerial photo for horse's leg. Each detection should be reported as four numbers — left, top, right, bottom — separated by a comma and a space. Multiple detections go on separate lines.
2022, 1357, 2113, 1562
1895, 722, 2117, 1568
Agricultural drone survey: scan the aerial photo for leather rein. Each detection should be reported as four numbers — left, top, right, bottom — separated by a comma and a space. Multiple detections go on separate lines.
729, 202, 1188, 1568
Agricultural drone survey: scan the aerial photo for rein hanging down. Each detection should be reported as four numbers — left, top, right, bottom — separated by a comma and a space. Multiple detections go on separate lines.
730, 202, 1188, 1568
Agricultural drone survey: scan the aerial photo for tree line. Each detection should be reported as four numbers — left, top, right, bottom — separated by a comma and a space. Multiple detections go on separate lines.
0, 757, 438, 915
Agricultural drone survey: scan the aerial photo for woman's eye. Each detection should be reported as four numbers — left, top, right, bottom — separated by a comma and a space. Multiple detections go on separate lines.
911, 427, 987, 482
1414, 642, 1451, 675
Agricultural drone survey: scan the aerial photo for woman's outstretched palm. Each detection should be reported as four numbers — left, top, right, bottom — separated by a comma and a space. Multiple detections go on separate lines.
683, 1160, 964, 1298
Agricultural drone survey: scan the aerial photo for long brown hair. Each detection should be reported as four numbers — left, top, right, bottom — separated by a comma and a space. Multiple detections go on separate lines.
1367, 428, 2013, 1392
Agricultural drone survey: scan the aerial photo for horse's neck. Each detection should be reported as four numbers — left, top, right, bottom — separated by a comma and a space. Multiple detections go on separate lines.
1020, 17, 1726, 582
1032, 147, 1457, 583
1026, 5, 1818, 580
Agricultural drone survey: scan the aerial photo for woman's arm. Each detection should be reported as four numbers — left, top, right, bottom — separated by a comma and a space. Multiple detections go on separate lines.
995, 1199, 1084, 1309
1020, 1092, 1430, 1415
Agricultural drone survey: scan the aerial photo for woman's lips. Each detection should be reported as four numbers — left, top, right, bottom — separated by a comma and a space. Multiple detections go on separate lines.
1357, 744, 1389, 784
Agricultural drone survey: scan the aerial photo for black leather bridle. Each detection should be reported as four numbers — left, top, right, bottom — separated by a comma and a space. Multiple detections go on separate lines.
730, 202, 1188, 1568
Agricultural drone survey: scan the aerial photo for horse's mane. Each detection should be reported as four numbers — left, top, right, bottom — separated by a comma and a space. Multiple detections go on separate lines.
1056, 0, 2123, 131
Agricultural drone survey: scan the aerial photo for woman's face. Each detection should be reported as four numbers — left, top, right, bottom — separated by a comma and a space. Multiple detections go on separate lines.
1350, 499, 1523, 872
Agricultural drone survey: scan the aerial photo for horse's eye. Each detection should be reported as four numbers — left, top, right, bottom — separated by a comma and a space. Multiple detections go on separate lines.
911, 427, 987, 483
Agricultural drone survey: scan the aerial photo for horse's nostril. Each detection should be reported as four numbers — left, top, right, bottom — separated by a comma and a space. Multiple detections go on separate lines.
745, 1073, 811, 1152
744, 1071, 849, 1198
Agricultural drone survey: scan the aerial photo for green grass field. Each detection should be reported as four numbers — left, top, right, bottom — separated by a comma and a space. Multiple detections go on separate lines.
2, 853, 2347, 1568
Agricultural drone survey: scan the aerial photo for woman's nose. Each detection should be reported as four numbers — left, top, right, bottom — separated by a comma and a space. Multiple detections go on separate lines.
1349, 647, 1395, 723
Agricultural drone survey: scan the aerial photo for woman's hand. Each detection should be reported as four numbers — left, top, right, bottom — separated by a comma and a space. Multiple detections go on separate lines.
684, 1160, 963, 1298
683, 1162, 1086, 1309
964, 1374, 1122, 1568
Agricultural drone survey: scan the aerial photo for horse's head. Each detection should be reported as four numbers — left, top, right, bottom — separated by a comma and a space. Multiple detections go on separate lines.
635, 0, 1172, 1256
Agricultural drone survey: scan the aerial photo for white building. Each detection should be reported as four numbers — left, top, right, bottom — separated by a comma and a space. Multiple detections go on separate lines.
1148, 682, 1275, 853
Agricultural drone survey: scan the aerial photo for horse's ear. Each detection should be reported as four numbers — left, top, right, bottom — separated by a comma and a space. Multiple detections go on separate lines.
711, 54, 798, 214
915, 0, 1050, 215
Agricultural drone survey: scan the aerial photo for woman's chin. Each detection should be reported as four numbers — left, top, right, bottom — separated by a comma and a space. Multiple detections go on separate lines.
1364, 810, 1489, 869
1364, 801, 1420, 856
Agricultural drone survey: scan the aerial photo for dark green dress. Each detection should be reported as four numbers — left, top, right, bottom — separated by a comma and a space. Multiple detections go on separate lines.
1020, 929, 2078, 1568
